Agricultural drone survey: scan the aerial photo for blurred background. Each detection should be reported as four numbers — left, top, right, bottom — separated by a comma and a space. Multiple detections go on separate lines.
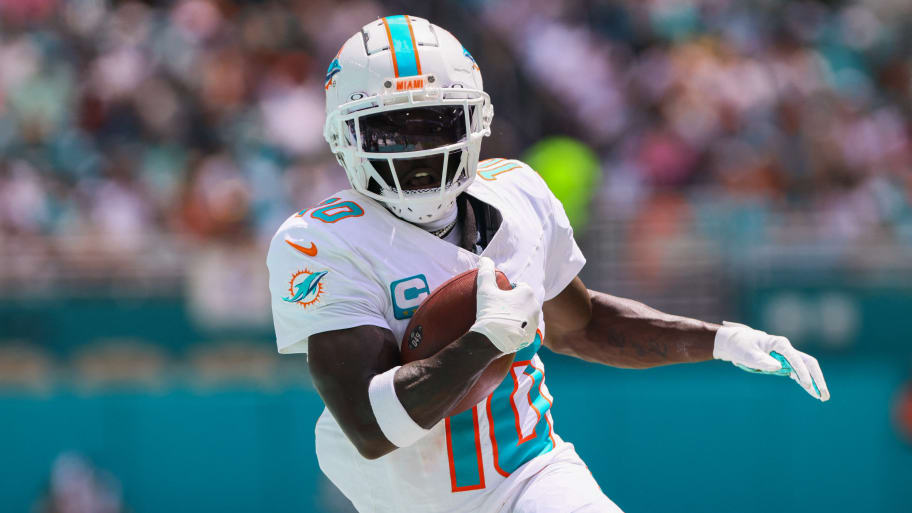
1, 0, 911, 511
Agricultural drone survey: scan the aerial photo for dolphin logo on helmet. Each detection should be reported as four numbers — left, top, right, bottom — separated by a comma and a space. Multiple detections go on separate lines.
324, 56, 342, 90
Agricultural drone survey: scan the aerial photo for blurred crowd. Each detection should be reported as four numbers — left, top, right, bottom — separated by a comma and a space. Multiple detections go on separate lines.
481, 0, 912, 276
1, 0, 911, 291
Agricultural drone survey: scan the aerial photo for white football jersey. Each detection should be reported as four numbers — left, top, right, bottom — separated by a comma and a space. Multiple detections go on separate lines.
267, 159, 586, 513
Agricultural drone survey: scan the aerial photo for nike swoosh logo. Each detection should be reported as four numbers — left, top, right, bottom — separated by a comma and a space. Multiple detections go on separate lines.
285, 238, 317, 256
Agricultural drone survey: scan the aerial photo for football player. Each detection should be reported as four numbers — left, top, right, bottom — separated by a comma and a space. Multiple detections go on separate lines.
267, 15, 829, 513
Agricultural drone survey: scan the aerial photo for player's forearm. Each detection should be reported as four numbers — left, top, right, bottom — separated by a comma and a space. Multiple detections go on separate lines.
395, 331, 502, 428
552, 291, 718, 368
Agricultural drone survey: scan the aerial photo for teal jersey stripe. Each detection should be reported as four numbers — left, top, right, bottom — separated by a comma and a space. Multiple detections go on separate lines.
385, 15, 420, 77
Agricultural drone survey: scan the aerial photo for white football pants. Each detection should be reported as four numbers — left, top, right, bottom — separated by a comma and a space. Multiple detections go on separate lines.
497, 445, 624, 513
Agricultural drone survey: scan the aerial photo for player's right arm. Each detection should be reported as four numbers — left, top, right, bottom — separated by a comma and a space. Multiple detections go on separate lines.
308, 326, 500, 459
271, 207, 538, 458
308, 257, 537, 459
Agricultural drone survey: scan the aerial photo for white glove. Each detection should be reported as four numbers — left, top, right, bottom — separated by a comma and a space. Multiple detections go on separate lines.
714, 321, 830, 402
469, 257, 540, 354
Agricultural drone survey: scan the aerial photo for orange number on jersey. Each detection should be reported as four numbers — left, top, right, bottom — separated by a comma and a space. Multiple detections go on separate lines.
295, 197, 364, 223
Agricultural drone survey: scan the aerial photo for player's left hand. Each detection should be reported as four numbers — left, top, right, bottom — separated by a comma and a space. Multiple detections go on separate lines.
713, 321, 830, 402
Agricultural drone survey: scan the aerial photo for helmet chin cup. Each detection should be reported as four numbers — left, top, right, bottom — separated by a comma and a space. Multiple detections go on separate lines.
382, 192, 459, 224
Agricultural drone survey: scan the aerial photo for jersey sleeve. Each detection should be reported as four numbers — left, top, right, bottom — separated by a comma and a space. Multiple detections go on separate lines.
267, 222, 390, 354
515, 164, 587, 300
542, 187, 586, 300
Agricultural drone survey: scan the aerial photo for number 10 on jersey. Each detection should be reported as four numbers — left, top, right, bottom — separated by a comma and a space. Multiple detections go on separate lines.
444, 332, 555, 492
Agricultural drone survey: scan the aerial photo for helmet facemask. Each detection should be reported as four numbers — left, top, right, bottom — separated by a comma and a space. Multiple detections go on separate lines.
325, 84, 492, 224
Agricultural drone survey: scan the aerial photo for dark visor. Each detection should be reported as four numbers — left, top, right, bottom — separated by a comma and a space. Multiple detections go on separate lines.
355, 106, 468, 153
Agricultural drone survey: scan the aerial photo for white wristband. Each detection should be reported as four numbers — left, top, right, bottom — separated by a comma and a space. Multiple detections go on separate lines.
367, 366, 429, 448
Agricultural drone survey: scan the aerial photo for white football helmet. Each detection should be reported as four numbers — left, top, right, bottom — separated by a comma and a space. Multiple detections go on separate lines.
323, 15, 493, 224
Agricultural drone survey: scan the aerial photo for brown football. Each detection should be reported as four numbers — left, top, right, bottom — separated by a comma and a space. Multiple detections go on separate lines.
400, 268, 514, 415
